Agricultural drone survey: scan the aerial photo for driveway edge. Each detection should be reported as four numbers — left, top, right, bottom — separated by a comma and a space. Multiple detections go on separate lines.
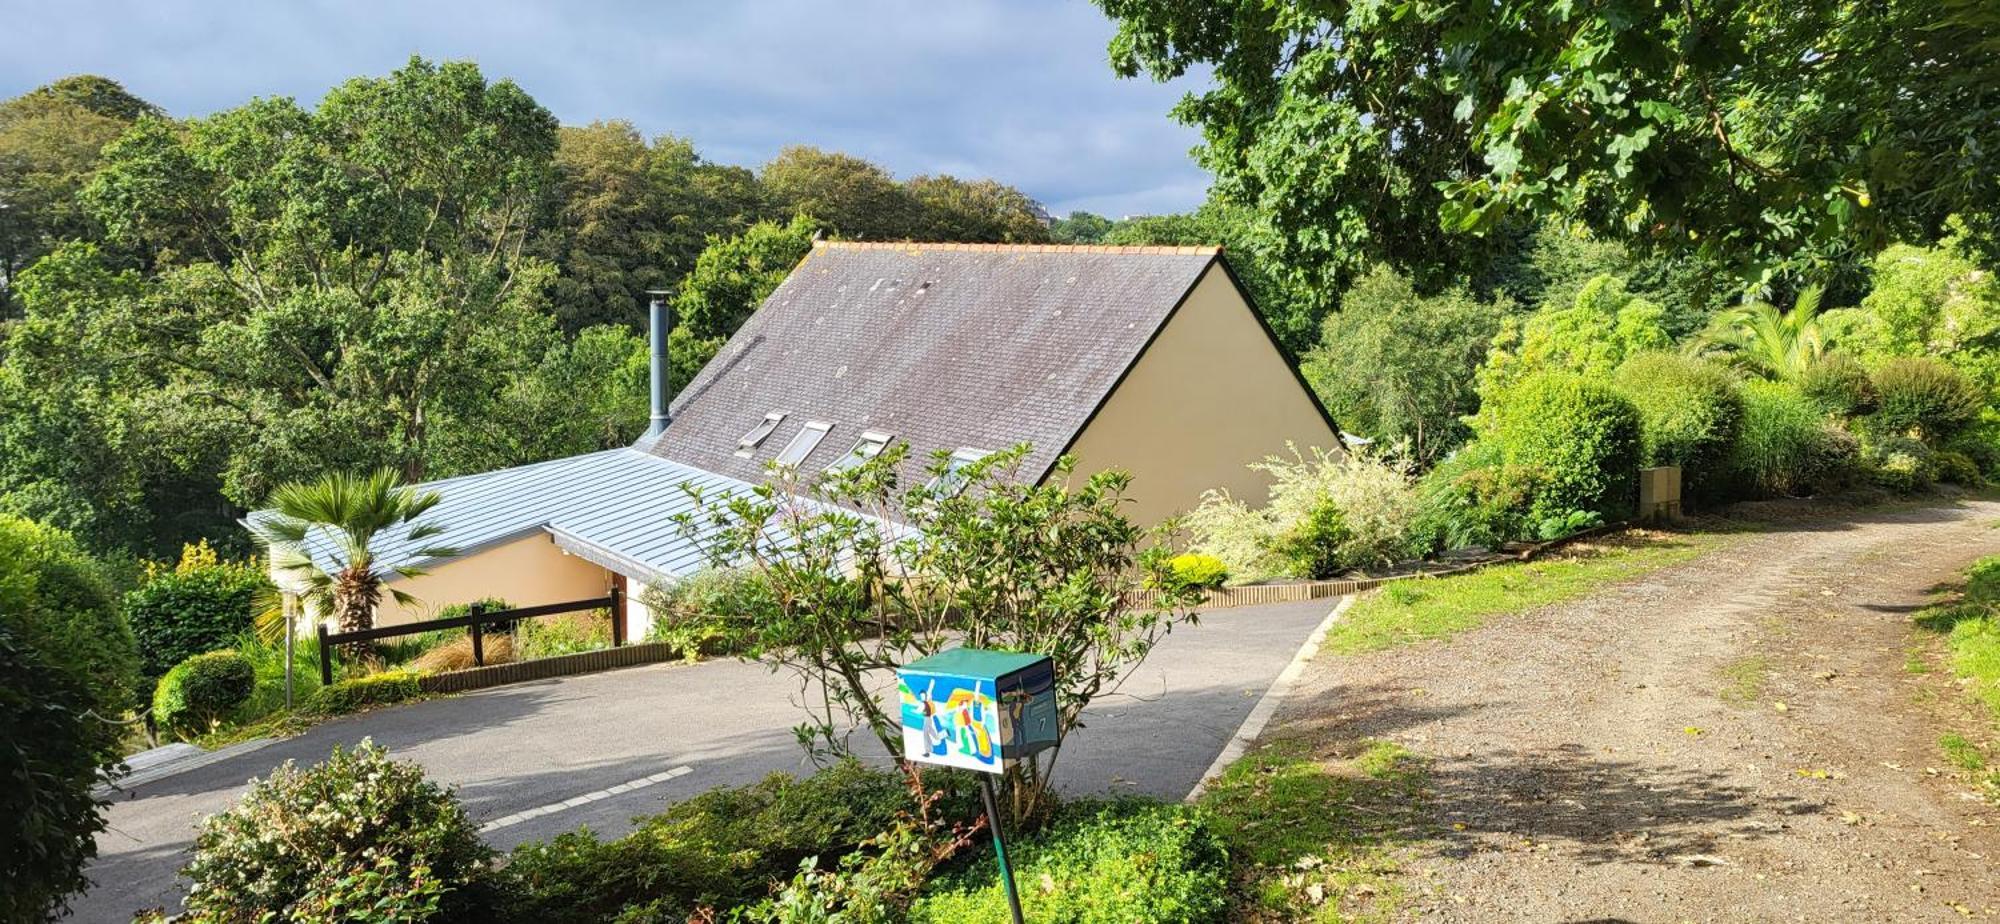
1184, 594, 1355, 803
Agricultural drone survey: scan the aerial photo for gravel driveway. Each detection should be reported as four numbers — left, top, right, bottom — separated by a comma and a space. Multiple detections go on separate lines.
1270, 497, 2000, 922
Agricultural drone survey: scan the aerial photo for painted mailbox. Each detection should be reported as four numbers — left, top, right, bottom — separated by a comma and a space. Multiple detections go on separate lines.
897, 647, 1058, 774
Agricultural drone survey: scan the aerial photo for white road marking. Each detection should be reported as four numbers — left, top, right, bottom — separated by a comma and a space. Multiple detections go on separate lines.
479, 765, 693, 833
1184, 595, 1355, 802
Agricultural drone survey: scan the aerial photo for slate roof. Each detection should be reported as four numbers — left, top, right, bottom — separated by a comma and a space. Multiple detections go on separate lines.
648, 241, 1224, 485
258, 449, 758, 586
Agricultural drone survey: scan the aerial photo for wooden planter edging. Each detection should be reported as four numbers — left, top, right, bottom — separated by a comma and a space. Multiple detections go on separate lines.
1126, 520, 1635, 612
417, 641, 683, 694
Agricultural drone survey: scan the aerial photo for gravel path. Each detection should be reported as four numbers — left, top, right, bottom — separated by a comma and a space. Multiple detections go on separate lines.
1271, 497, 2000, 923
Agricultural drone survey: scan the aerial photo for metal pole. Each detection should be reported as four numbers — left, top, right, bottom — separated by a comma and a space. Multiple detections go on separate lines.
283, 594, 296, 709
979, 774, 1026, 924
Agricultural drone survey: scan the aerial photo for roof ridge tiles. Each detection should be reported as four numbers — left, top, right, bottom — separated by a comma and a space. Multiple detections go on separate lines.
810, 240, 1221, 256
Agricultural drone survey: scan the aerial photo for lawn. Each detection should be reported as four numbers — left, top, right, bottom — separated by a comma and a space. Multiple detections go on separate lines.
1198, 739, 1430, 923
1913, 555, 2000, 801
1323, 527, 1741, 655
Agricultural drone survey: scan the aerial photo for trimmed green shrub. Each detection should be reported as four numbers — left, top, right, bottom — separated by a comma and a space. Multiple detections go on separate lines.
122, 541, 269, 680
304, 670, 423, 717
0, 623, 113, 923
1797, 354, 1877, 417
1869, 357, 1984, 442
641, 570, 771, 661
1269, 502, 1352, 580
501, 760, 927, 922
909, 800, 1230, 924
1725, 381, 1852, 497
182, 740, 494, 923
0, 515, 140, 717
1479, 371, 1643, 523
1933, 450, 1984, 486
1612, 352, 1743, 503
1864, 434, 1936, 493
1167, 553, 1229, 590
152, 650, 256, 739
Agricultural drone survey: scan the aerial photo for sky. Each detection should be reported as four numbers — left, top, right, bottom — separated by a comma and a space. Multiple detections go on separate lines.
0, 0, 1215, 218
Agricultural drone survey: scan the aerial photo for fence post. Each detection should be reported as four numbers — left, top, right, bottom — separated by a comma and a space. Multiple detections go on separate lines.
470, 603, 485, 667
317, 621, 332, 687
610, 583, 626, 648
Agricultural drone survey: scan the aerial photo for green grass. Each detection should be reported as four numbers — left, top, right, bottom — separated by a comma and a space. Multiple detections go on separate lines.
1913, 555, 2000, 724
1718, 654, 1771, 706
1324, 529, 1738, 655
1940, 733, 1987, 771
1199, 740, 1429, 923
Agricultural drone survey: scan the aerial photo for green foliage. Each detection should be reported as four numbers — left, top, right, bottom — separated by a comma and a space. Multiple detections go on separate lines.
761, 145, 922, 241
1693, 287, 1836, 380
303, 671, 424, 718
909, 800, 1229, 924
0, 514, 139, 717
1165, 553, 1230, 590
1187, 448, 1420, 582
1612, 352, 1745, 503
1915, 556, 2000, 727
1844, 230, 2000, 408
1862, 434, 1935, 493
673, 213, 819, 342
1300, 265, 1508, 462
682, 444, 1199, 824
122, 541, 269, 679
446, 324, 652, 473
1096, 1, 2000, 291
1409, 441, 1545, 551
151, 650, 255, 740
249, 468, 452, 639
1478, 275, 1669, 400
1102, 199, 1316, 352
514, 610, 612, 661
0, 621, 115, 923
1725, 381, 1851, 497
502, 761, 922, 922
1477, 371, 1644, 524
640, 569, 770, 661
1796, 355, 1878, 417
904, 174, 1051, 243
1933, 450, 1985, 487
1868, 357, 1984, 443
182, 740, 493, 923
1048, 211, 1113, 244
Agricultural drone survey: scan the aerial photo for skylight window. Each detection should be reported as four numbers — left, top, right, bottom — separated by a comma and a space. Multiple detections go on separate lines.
773, 421, 833, 468
736, 413, 786, 457
927, 448, 990, 498
827, 431, 894, 472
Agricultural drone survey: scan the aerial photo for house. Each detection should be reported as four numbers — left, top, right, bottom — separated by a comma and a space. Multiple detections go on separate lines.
282, 242, 1339, 636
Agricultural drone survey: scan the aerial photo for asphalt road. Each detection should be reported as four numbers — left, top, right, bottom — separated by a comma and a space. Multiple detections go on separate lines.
74, 598, 1335, 922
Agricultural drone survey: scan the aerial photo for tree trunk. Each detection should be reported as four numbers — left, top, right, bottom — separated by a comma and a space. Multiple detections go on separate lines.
333, 567, 383, 664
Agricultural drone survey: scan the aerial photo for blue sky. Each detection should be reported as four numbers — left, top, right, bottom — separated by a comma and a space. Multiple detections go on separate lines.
0, 0, 1213, 218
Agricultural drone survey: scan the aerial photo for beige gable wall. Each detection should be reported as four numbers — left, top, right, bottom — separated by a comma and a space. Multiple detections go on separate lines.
1060, 262, 1339, 528
376, 532, 614, 626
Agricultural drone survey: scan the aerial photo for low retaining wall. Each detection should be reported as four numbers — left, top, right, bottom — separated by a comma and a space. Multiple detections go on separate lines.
417, 641, 683, 694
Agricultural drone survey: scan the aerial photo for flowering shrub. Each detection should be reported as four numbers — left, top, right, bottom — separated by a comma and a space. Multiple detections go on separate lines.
1187, 447, 1419, 582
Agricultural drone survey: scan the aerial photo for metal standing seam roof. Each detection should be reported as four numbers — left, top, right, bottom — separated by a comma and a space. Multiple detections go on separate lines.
258, 449, 767, 586
649, 242, 1223, 486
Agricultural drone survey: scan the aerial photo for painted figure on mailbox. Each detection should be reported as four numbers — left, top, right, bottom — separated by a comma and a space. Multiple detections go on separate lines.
900, 675, 999, 769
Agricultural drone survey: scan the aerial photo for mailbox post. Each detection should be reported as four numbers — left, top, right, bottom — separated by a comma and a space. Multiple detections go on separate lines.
897, 648, 1058, 924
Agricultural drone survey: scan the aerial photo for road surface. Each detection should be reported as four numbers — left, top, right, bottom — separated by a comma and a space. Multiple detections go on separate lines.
76, 597, 1334, 922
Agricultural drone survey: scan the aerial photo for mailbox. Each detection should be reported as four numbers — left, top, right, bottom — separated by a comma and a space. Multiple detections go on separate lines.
897, 647, 1058, 774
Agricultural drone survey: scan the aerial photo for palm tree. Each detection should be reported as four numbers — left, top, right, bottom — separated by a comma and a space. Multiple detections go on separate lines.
249, 469, 454, 640
1691, 285, 1833, 380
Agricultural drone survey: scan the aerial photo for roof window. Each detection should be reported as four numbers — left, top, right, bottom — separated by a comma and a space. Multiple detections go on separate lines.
736, 413, 786, 457
828, 431, 895, 472
927, 448, 990, 498
773, 421, 833, 468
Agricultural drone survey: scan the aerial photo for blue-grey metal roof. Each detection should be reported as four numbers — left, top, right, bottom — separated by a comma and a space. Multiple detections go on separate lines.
260, 449, 763, 586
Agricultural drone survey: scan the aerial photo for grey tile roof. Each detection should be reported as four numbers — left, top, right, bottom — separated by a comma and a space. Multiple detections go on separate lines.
648, 242, 1223, 485
259, 449, 760, 586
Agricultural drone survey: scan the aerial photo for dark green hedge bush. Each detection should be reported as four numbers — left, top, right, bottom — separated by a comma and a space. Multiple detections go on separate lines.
909, 799, 1230, 924
1478, 371, 1643, 524
1869, 357, 1983, 442
500, 760, 929, 922
1797, 354, 1877, 417
152, 650, 257, 739
1409, 440, 1545, 552
304, 670, 424, 717
0, 515, 140, 718
122, 545, 269, 680
0, 623, 114, 923
182, 740, 494, 922
1612, 352, 1743, 503
1268, 501, 1352, 579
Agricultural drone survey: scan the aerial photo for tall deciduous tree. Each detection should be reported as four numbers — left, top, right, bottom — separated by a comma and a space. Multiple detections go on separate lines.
17, 58, 561, 505
904, 174, 1050, 243
1095, 0, 2000, 295
762, 145, 921, 241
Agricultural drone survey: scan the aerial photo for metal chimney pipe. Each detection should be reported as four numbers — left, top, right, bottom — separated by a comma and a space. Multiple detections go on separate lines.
644, 290, 672, 440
